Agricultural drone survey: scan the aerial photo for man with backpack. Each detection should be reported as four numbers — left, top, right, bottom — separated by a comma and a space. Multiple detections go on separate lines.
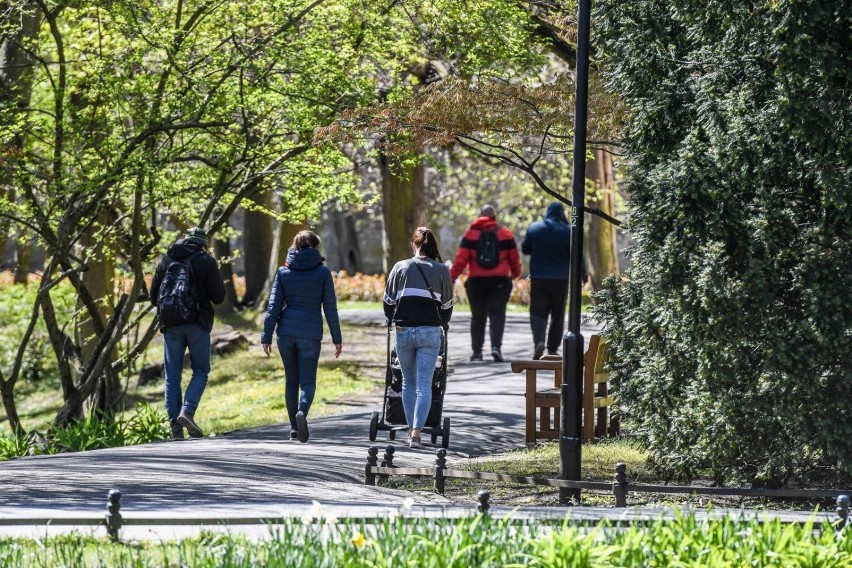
150, 227, 226, 440
450, 204, 522, 362
521, 202, 588, 360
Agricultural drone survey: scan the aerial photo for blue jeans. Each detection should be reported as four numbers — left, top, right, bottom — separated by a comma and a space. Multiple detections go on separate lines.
277, 335, 321, 430
395, 326, 442, 431
163, 323, 211, 425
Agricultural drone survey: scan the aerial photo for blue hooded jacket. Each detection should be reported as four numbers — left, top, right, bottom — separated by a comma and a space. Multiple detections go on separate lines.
521, 202, 574, 280
261, 247, 342, 345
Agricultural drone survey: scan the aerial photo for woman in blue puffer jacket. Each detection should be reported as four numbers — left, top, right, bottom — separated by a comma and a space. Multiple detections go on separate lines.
261, 230, 343, 443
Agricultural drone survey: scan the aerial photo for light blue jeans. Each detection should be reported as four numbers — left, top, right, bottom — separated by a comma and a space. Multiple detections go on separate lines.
163, 323, 211, 425
395, 326, 443, 431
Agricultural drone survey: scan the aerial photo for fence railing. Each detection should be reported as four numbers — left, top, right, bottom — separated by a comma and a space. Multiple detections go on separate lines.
364, 446, 852, 527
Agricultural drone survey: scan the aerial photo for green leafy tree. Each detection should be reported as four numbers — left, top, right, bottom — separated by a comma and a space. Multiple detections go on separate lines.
0, 0, 386, 429
594, 0, 852, 485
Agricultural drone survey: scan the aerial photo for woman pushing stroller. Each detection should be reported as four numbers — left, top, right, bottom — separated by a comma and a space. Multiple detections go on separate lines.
383, 227, 453, 448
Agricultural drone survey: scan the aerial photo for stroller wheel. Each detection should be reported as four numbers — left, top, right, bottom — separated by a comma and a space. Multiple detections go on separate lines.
369, 412, 379, 442
389, 429, 396, 441
431, 432, 438, 445
441, 417, 451, 449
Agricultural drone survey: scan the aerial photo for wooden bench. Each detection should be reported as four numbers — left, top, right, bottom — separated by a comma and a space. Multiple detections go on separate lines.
510, 334, 617, 445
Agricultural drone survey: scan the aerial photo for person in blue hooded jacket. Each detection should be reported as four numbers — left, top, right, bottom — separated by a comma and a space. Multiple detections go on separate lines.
261, 230, 343, 443
521, 202, 587, 360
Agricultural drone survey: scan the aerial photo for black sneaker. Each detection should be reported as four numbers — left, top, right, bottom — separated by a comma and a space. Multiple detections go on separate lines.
171, 424, 184, 441
533, 341, 545, 360
290, 430, 299, 440
295, 411, 309, 443
177, 410, 204, 438
470, 352, 483, 362
491, 348, 504, 362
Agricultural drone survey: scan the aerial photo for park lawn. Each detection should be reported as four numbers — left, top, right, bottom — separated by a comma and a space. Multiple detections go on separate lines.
2, 309, 387, 439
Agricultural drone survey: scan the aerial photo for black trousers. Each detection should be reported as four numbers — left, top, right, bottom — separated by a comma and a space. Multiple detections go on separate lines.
464, 276, 513, 353
529, 278, 569, 353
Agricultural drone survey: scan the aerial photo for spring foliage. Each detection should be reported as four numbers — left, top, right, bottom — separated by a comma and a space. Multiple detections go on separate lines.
593, 0, 852, 485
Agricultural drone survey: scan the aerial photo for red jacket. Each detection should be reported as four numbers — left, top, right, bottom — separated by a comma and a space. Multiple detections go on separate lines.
450, 216, 522, 282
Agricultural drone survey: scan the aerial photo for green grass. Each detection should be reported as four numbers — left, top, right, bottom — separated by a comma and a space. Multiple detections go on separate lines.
387, 438, 650, 507
198, 350, 380, 435
2, 307, 387, 440
1, 514, 849, 567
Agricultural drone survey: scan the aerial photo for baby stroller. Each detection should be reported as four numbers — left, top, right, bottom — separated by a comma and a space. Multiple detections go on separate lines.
368, 326, 451, 448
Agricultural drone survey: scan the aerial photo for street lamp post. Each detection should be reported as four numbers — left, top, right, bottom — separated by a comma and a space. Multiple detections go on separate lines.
559, 0, 592, 505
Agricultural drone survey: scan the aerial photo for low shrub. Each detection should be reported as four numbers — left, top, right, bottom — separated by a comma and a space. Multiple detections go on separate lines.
0, 404, 169, 460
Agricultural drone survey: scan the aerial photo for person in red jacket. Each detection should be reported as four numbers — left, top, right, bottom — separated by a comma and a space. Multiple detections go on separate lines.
450, 204, 522, 362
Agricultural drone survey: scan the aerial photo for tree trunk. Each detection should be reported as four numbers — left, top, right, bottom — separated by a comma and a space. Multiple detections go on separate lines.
380, 153, 424, 272
214, 233, 238, 314
241, 190, 274, 307
322, 206, 363, 274
585, 147, 619, 291
13, 239, 31, 284
0, 370, 24, 436
76, 232, 121, 415
0, 4, 42, 255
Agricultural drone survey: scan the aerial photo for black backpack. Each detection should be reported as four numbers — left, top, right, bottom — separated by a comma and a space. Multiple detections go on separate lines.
157, 251, 203, 328
475, 227, 501, 269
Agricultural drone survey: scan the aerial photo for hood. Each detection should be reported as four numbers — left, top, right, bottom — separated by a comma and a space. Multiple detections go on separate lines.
167, 238, 205, 260
545, 202, 569, 224
285, 247, 325, 271
470, 216, 498, 231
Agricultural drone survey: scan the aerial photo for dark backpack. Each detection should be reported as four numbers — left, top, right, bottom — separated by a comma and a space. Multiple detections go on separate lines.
475, 227, 501, 269
157, 251, 203, 328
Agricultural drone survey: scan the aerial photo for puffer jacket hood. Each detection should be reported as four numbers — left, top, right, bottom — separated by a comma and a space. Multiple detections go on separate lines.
545, 202, 568, 224
469, 216, 498, 231
285, 247, 325, 271
166, 238, 205, 260
261, 246, 342, 345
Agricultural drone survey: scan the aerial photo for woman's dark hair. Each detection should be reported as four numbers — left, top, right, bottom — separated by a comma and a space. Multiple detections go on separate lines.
411, 227, 442, 263
291, 230, 320, 250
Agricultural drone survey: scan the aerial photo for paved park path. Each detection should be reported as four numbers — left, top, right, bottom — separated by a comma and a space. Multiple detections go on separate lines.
0, 311, 839, 538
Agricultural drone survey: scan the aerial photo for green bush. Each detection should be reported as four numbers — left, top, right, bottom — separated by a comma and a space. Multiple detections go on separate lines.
0, 431, 32, 460
49, 404, 170, 452
0, 404, 169, 460
594, 0, 852, 485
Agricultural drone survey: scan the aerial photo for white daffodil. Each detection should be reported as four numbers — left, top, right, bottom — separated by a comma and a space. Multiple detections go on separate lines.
401, 497, 415, 511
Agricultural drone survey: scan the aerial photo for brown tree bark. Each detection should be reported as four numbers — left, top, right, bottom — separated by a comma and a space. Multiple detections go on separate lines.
241, 190, 274, 306
213, 233, 238, 314
1, 4, 42, 280
13, 239, 31, 284
380, 154, 424, 272
585, 147, 619, 291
